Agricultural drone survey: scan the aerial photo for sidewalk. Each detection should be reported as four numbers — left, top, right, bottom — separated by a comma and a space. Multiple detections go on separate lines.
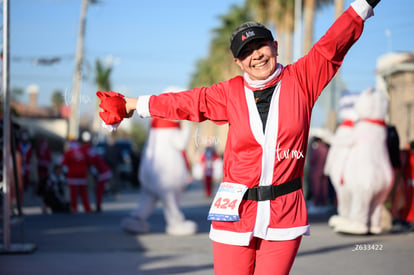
1, 183, 413, 275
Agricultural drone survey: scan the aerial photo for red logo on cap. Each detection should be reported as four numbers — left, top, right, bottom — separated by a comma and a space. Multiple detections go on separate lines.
242, 34, 247, 41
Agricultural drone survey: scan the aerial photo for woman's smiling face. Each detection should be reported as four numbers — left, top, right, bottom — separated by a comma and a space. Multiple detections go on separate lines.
234, 39, 278, 81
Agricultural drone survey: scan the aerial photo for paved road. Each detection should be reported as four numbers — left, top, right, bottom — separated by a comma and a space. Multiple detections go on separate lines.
1, 183, 413, 275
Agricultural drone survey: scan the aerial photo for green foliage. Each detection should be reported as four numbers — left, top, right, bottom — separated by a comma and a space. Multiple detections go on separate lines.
95, 59, 112, 91
51, 90, 65, 109
11, 87, 24, 101
189, 5, 251, 88
129, 121, 147, 150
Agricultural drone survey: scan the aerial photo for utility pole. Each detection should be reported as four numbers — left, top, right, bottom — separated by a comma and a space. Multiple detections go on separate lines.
1, 0, 12, 252
68, 0, 89, 140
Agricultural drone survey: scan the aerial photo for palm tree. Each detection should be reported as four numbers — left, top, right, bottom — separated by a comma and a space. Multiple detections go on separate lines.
190, 4, 250, 88
279, 0, 295, 64
51, 90, 64, 117
94, 59, 112, 91
326, 0, 345, 131
335, 0, 345, 18
247, 0, 295, 64
303, 0, 333, 54
93, 59, 113, 133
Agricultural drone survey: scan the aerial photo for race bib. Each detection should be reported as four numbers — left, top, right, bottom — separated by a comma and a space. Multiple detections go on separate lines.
207, 182, 248, 221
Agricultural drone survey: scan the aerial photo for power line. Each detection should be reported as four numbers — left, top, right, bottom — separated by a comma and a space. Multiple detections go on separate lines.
10, 54, 74, 65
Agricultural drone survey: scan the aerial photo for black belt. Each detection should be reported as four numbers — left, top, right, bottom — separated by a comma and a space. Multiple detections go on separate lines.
243, 178, 302, 201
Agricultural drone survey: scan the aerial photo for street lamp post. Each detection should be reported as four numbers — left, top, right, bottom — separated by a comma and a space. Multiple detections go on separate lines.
1, 0, 36, 254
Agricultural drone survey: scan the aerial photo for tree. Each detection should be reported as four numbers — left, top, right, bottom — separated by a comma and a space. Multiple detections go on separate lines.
10, 87, 24, 101
51, 90, 64, 117
335, 0, 345, 19
247, 0, 295, 64
92, 59, 113, 133
94, 59, 112, 91
279, 0, 295, 64
190, 4, 251, 88
303, 0, 333, 54
94, 59, 112, 117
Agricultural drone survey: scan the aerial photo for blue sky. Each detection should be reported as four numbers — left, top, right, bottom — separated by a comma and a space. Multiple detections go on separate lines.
6, 0, 414, 124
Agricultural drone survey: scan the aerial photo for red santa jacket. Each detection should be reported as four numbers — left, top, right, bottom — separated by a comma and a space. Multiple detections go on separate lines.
136, 3, 368, 245
36, 139, 52, 169
62, 142, 89, 185
17, 141, 33, 174
82, 143, 112, 182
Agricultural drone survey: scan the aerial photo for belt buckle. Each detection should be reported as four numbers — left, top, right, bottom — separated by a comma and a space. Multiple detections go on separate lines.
257, 185, 273, 201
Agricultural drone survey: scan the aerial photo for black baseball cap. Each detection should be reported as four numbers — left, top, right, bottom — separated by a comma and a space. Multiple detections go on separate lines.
230, 22, 274, 58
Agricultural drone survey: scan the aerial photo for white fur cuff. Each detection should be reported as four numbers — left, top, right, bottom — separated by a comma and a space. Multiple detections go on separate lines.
101, 121, 121, 132
351, 0, 374, 20
136, 95, 152, 118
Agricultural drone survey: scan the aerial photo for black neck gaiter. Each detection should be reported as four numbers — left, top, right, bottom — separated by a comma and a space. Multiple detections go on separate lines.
253, 85, 275, 133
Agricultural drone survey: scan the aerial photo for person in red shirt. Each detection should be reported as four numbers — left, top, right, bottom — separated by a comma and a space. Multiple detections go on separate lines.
402, 141, 414, 224
307, 135, 330, 209
17, 130, 33, 191
81, 132, 112, 212
62, 139, 91, 213
36, 137, 52, 212
200, 146, 220, 197
99, 0, 381, 274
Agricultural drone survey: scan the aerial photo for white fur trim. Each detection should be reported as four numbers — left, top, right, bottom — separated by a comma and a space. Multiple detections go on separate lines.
254, 200, 271, 238
244, 64, 283, 90
101, 121, 120, 132
209, 225, 310, 246
136, 95, 152, 118
266, 225, 311, 240
209, 225, 252, 246
351, 0, 374, 20
246, 82, 282, 238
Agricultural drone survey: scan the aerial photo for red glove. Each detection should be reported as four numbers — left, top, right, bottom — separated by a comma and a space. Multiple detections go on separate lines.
96, 91, 127, 125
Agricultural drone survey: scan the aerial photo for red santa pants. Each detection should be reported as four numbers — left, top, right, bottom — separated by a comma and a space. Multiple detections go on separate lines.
69, 185, 91, 213
213, 236, 302, 275
204, 175, 213, 197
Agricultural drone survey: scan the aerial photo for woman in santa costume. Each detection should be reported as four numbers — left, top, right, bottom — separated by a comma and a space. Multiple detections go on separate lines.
99, 0, 381, 273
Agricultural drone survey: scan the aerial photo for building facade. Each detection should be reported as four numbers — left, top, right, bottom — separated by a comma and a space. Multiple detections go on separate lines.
377, 52, 414, 148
